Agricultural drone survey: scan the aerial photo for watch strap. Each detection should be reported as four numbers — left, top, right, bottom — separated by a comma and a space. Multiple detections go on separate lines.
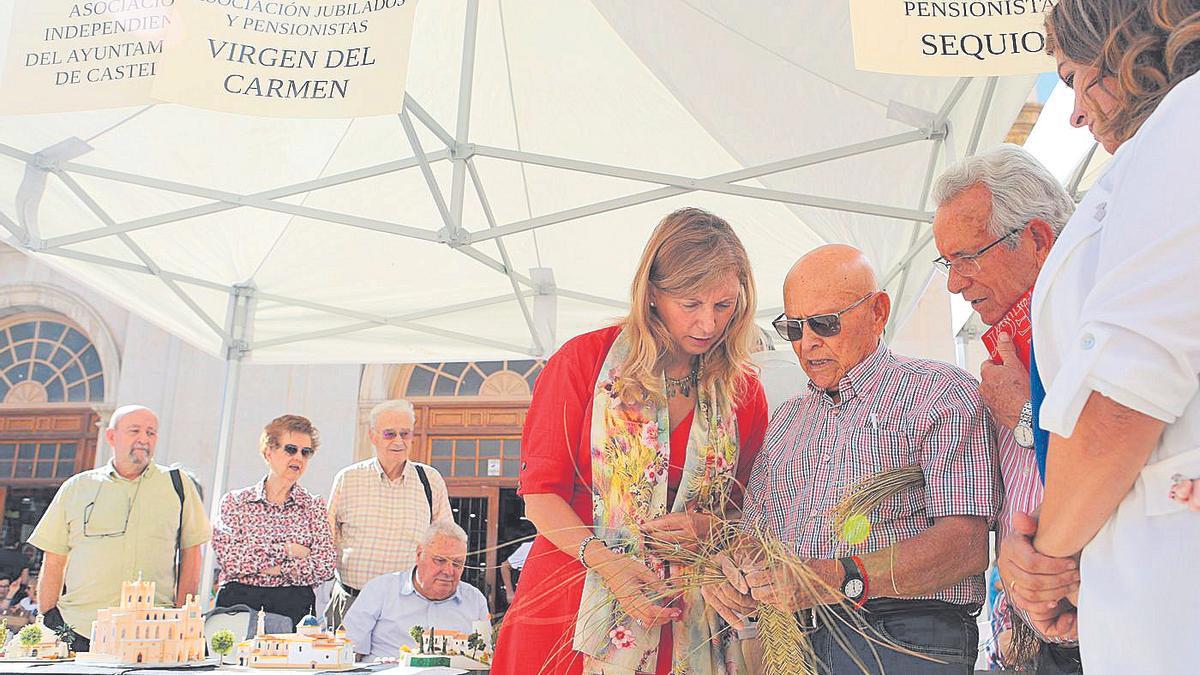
839, 556, 869, 609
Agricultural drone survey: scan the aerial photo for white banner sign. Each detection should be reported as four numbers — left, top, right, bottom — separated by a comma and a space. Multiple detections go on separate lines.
849, 0, 1058, 76
151, 0, 418, 117
0, 0, 170, 114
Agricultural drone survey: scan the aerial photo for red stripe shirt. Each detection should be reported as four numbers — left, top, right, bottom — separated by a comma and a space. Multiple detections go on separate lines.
743, 343, 1000, 606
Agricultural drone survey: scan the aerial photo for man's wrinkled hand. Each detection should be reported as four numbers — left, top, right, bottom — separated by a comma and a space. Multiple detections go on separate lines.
999, 512, 1079, 615
700, 553, 757, 630
980, 333, 1031, 430
743, 559, 837, 613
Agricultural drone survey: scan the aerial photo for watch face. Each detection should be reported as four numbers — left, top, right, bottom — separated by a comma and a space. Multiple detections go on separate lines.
844, 578, 865, 599
1014, 424, 1035, 448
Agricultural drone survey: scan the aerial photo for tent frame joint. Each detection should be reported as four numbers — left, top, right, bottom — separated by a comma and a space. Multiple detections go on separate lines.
439, 227, 473, 246
450, 142, 476, 161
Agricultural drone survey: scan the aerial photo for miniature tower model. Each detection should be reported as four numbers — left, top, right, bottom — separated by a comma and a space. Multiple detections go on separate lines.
78, 575, 205, 665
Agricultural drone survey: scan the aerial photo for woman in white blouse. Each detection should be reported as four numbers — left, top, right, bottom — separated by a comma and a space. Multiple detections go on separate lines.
1007, 1, 1200, 672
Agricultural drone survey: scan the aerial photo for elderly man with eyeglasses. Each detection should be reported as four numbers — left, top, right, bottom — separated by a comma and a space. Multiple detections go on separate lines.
342, 520, 488, 662
702, 244, 998, 674
931, 145, 1081, 674
326, 399, 453, 628
28, 404, 211, 651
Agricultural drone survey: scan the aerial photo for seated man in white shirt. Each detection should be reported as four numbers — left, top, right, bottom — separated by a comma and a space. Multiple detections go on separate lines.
342, 520, 489, 661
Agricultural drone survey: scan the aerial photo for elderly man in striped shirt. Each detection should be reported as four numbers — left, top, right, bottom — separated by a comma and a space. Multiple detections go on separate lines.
709, 244, 1000, 674
931, 145, 1080, 674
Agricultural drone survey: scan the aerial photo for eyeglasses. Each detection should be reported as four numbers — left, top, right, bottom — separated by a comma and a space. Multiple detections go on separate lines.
282, 444, 315, 458
429, 555, 467, 570
379, 429, 413, 442
772, 292, 876, 342
932, 227, 1023, 277
83, 481, 140, 538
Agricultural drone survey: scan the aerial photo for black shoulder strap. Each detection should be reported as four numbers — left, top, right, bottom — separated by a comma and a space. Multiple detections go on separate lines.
169, 469, 185, 595
414, 464, 434, 523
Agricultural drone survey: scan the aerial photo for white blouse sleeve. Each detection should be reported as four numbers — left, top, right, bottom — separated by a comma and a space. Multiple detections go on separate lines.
1040, 75, 1200, 436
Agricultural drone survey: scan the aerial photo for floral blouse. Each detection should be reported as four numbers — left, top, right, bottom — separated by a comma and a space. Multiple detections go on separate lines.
212, 478, 336, 588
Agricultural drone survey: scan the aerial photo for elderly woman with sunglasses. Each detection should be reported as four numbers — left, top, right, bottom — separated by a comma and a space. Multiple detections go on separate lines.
212, 414, 335, 627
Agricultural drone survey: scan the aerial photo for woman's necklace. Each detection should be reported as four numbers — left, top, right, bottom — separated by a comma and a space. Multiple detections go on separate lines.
664, 361, 699, 399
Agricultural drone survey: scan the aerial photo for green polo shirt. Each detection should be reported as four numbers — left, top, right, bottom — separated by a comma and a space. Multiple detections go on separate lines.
28, 462, 210, 632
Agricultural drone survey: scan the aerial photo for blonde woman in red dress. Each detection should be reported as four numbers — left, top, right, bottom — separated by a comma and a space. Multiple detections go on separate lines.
492, 208, 769, 675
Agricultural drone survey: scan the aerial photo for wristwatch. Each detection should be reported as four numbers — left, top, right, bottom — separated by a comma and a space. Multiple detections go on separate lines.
838, 556, 868, 608
1014, 399, 1035, 449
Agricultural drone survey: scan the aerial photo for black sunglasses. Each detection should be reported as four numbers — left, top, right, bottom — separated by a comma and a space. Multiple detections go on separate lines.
282, 444, 315, 458
772, 292, 876, 342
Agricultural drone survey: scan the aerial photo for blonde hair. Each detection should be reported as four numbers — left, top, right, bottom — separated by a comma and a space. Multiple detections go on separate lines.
1047, 0, 1200, 145
259, 414, 320, 459
617, 207, 758, 415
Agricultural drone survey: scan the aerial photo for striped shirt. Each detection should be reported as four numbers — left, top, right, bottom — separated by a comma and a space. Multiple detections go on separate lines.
328, 458, 453, 590
990, 425, 1045, 634
744, 343, 1000, 606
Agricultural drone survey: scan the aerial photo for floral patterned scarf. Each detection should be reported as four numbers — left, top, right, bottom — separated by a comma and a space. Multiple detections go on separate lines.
572, 329, 745, 674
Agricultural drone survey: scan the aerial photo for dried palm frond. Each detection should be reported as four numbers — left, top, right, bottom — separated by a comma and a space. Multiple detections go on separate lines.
829, 466, 925, 542
1006, 614, 1042, 670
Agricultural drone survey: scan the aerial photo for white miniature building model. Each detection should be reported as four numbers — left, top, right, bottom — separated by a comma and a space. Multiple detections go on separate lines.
77, 577, 206, 665
402, 620, 493, 669
0, 616, 71, 660
236, 610, 355, 670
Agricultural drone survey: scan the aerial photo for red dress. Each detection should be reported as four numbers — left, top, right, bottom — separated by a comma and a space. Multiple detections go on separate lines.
492, 326, 769, 675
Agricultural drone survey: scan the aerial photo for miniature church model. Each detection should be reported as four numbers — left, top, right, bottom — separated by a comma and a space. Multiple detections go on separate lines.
235, 609, 355, 670
76, 576, 206, 665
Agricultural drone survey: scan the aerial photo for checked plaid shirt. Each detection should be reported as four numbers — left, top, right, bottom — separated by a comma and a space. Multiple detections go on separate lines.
743, 343, 1000, 606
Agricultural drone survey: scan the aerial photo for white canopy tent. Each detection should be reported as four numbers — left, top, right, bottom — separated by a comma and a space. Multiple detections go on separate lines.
0, 0, 1035, 606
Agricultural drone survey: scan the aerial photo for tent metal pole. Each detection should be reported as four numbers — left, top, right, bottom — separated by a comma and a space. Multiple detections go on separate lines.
40, 151, 450, 249
0, 209, 29, 242
399, 109, 455, 230
966, 77, 999, 157
250, 291, 533, 350
55, 171, 229, 341
466, 158, 544, 354
470, 144, 933, 222
467, 130, 933, 243
448, 0, 480, 238
200, 284, 254, 610
1066, 142, 1099, 199
885, 136, 945, 337
403, 94, 455, 148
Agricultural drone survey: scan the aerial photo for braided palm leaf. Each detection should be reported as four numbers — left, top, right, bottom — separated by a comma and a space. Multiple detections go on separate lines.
758, 605, 817, 675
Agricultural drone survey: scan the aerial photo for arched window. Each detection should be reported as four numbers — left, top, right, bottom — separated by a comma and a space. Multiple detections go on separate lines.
0, 317, 104, 404
404, 360, 542, 398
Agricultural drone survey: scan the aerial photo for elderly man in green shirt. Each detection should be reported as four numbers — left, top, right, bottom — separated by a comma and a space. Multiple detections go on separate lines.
29, 405, 210, 650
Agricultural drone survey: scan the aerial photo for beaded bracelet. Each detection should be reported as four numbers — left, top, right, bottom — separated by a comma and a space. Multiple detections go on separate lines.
578, 535, 601, 569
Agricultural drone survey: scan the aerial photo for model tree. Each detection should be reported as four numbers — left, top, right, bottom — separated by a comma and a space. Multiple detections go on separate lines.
17, 624, 42, 647
210, 629, 236, 665
409, 625, 424, 652
466, 631, 482, 660
50, 622, 77, 650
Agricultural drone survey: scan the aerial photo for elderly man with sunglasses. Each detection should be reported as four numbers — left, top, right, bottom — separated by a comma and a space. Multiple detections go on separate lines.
326, 399, 453, 627
705, 244, 998, 674
931, 145, 1080, 673
28, 405, 210, 651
